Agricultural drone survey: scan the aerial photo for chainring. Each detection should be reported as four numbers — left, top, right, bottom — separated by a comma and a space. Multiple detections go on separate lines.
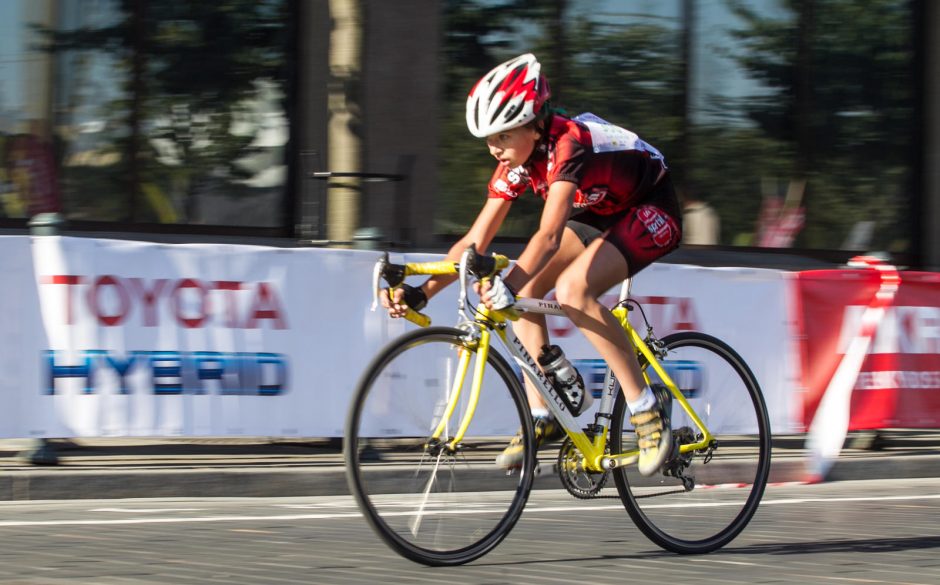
556, 436, 609, 499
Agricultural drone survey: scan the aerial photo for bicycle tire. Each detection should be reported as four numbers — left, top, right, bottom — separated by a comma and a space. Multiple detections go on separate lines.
345, 326, 536, 566
610, 331, 772, 554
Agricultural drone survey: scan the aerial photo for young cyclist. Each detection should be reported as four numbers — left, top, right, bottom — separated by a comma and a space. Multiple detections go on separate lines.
381, 53, 682, 476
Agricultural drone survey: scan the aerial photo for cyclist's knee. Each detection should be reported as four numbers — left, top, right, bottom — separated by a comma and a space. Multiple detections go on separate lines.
553, 274, 592, 311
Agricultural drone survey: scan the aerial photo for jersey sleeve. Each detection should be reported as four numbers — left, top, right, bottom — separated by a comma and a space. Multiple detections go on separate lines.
548, 129, 587, 186
486, 164, 529, 200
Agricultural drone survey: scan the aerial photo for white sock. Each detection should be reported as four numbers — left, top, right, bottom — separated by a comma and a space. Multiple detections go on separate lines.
627, 386, 656, 414
531, 407, 550, 419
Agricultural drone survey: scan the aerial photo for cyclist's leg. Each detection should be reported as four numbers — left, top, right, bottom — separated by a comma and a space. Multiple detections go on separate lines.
495, 227, 585, 468
555, 203, 681, 475
513, 226, 586, 411
554, 237, 642, 400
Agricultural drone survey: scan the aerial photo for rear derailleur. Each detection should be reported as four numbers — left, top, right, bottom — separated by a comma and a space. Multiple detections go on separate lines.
661, 426, 698, 491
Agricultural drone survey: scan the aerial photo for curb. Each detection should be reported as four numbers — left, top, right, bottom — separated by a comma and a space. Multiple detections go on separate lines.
0, 467, 351, 501
1, 453, 936, 501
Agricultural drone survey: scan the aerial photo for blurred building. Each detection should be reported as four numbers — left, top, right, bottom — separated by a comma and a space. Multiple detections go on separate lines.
0, 0, 937, 269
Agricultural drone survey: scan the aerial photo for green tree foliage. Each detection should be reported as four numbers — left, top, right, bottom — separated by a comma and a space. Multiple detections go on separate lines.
723, 0, 915, 250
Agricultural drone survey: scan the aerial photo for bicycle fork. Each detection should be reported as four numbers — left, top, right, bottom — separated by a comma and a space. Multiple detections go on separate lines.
425, 327, 490, 453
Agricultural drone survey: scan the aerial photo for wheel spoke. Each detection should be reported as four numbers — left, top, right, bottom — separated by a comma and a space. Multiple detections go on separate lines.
409, 450, 443, 537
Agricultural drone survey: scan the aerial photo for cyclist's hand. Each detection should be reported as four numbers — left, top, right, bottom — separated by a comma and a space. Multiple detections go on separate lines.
380, 287, 407, 318
480, 275, 516, 310
380, 284, 426, 318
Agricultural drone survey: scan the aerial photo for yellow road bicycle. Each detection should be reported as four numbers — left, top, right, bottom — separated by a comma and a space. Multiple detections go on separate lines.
344, 246, 771, 566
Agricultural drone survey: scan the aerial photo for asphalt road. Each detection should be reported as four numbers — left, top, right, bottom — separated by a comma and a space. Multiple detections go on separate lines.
0, 477, 937, 585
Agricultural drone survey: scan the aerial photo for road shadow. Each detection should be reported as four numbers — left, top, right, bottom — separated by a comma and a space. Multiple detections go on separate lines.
466, 535, 940, 569
719, 535, 940, 556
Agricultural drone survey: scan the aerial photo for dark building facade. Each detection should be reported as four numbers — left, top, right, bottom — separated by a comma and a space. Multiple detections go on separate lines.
0, 1, 936, 268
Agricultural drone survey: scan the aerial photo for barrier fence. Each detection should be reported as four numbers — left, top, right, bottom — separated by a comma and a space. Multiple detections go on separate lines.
3, 236, 937, 441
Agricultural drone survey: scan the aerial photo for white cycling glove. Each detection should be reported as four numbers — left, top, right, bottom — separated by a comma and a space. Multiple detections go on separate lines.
483, 275, 516, 310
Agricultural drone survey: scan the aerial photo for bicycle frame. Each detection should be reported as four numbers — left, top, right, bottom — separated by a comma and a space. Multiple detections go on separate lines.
445, 300, 716, 473
375, 248, 716, 474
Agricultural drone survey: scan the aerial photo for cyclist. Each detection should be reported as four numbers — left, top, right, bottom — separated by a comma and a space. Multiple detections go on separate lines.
381, 53, 681, 476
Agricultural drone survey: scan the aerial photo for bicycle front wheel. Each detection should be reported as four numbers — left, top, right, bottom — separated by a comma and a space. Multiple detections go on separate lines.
345, 327, 535, 566
611, 331, 771, 554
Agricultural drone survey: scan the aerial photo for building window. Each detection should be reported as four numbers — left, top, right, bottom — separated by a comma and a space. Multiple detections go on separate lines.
1, 0, 294, 230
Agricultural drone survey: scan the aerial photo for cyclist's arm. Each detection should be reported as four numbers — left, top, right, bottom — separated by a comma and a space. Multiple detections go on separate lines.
501, 180, 576, 292
419, 196, 512, 300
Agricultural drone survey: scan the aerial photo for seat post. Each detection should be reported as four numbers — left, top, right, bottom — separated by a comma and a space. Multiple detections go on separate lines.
618, 278, 633, 303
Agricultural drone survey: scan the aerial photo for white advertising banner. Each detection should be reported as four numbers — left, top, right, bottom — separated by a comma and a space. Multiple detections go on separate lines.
524, 261, 800, 434
22, 236, 388, 438
0, 236, 799, 439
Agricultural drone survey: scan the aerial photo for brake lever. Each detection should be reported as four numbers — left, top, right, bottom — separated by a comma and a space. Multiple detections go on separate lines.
370, 252, 389, 312
458, 247, 472, 312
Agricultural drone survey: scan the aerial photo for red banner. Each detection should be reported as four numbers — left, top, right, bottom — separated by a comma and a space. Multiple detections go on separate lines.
796, 269, 940, 430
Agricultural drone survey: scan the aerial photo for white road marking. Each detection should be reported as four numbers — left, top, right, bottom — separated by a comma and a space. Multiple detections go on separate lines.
275, 502, 357, 509
0, 492, 936, 528
689, 558, 762, 566
90, 507, 206, 513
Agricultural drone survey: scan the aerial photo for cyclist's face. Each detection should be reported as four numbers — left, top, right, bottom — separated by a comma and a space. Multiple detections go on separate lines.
486, 125, 539, 168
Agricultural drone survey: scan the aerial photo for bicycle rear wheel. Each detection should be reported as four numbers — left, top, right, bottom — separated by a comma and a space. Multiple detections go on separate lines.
345, 326, 535, 566
611, 331, 771, 554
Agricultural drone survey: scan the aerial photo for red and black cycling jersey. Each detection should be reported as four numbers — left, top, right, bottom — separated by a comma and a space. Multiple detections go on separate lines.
486, 114, 668, 216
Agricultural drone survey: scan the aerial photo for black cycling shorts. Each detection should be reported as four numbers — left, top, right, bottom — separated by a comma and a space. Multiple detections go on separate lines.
566, 175, 682, 277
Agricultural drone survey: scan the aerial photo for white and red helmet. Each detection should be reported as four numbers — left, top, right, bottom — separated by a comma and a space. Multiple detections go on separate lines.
466, 53, 551, 138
